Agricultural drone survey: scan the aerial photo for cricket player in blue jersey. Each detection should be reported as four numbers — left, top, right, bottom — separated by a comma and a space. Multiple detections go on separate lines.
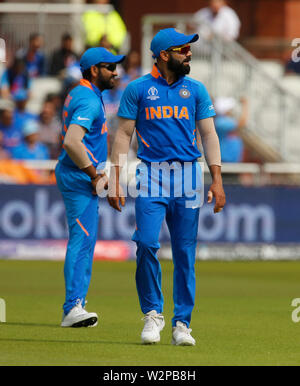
108, 28, 226, 345
55, 47, 125, 327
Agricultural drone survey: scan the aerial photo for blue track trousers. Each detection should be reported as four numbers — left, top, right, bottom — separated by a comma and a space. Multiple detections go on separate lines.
55, 162, 99, 314
132, 161, 201, 327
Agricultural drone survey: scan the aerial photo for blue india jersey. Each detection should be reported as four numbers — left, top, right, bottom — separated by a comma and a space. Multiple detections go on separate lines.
117, 64, 216, 162
58, 79, 108, 168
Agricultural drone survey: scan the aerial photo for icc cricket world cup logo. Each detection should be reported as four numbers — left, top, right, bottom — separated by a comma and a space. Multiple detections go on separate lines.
147, 86, 160, 101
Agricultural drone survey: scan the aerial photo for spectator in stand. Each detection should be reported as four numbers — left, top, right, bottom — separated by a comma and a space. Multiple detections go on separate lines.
12, 119, 49, 160
193, 0, 241, 42
45, 92, 63, 113
0, 131, 11, 160
82, 0, 127, 52
99, 34, 115, 52
13, 89, 37, 129
45, 92, 64, 120
214, 96, 248, 163
16, 33, 46, 78
285, 58, 300, 75
59, 59, 82, 108
48, 33, 81, 104
0, 99, 23, 155
48, 33, 79, 77
0, 57, 31, 99
37, 100, 61, 159
119, 50, 142, 90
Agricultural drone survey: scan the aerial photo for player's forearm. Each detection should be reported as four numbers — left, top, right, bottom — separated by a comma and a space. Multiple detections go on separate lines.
110, 130, 131, 167
109, 118, 135, 201
63, 124, 93, 171
110, 118, 135, 169
81, 164, 98, 179
109, 130, 131, 191
209, 165, 223, 184
197, 118, 222, 167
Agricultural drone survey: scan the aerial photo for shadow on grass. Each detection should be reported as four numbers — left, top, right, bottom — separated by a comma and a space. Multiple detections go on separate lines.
1, 322, 171, 346
0, 337, 172, 347
0, 325, 172, 346
0, 337, 142, 345
4, 322, 59, 328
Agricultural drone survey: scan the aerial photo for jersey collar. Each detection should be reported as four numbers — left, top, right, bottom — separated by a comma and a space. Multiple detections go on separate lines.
150, 64, 163, 79
79, 79, 102, 98
150, 64, 185, 87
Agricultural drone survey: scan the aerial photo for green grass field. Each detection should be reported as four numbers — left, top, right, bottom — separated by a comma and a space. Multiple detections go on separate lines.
0, 259, 300, 366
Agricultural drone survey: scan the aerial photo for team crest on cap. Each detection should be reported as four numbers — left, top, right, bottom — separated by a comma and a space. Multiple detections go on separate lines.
179, 88, 191, 99
147, 86, 160, 101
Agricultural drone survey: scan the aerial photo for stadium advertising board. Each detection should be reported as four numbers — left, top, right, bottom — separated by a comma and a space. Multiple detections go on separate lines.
0, 185, 299, 259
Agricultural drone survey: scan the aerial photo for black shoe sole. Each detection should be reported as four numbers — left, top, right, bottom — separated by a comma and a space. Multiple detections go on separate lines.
71, 317, 98, 328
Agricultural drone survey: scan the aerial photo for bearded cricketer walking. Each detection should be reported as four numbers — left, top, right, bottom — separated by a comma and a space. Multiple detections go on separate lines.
55, 47, 125, 327
108, 28, 226, 345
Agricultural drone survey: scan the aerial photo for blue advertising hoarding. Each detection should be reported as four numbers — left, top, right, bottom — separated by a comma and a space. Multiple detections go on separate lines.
0, 184, 299, 244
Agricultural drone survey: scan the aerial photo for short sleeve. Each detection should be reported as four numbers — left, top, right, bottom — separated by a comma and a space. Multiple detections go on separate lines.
117, 81, 139, 120
69, 97, 100, 132
194, 81, 216, 121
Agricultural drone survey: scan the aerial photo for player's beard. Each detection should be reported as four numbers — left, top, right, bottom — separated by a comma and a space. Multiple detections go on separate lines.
96, 72, 116, 90
167, 55, 191, 77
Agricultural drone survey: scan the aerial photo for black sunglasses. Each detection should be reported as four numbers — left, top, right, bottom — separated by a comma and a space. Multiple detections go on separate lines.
98, 63, 117, 72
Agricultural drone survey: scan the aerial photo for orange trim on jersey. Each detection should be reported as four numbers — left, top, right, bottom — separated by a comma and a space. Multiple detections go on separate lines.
136, 129, 150, 148
76, 219, 90, 236
101, 122, 108, 134
192, 129, 196, 145
151, 65, 162, 79
64, 94, 73, 108
82, 143, 99, 163
79, 79, 94, 91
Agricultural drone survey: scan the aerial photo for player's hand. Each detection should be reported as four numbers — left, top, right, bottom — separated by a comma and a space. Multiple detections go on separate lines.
107, 181, 126, 212
91, 173, 108, 196
207, 182, 226, 213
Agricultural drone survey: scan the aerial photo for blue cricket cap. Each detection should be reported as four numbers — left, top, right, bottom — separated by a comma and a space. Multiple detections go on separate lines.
13, 89, 28, 102
79, 47, 125, 73
151, 28, 199, 58
23, 119, 39, 137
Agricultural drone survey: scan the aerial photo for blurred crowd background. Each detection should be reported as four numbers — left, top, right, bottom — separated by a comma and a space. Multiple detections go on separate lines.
0, 0, 299, 185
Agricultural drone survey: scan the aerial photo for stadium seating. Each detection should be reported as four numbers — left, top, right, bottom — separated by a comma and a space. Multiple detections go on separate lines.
259, 60, 284, 79
190, 57, 300, 163
26, 76, 62, 114
280, 75, 300, 97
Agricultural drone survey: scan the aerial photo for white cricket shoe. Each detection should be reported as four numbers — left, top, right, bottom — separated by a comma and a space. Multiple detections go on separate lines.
141, 310, 165, 344
172, 321, 196, 346
61, 302, 98, 327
